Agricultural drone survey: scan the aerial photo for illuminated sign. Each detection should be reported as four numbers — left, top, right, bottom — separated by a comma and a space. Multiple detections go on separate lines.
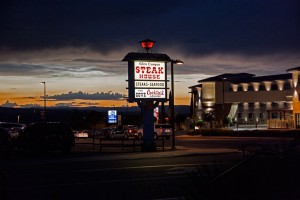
135, 81, 165, 88
135, 89, 166, 98
108, 110, 117, 123
134, 61, 165, 81
123, 52, 171, 102
129, 61, 167, 101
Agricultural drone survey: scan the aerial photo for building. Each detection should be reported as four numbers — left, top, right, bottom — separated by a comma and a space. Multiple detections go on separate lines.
189, 66, 300, 129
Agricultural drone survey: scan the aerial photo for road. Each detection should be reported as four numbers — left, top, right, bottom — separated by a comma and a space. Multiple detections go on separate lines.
2, 153, 243, 200
1, 135, 295, 200
73, 133, 294, 153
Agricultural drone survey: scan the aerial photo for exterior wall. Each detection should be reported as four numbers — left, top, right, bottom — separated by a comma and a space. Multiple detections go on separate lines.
190, 72, 295, 128
215, 82, 224, 104
294, 101, 300, 128
202, 82, 215, 103
235, 101, 292, 125
225, 82, 293, 126
225, 90, 292, 103
293, 79, 300, 128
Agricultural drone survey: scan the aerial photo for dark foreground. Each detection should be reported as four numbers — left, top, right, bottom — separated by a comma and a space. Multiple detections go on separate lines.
1, 134, 300, 200
189, 145, 300, 200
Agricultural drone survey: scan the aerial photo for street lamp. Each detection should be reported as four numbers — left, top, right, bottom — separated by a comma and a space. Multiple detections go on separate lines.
222, 78, 226, 128
170, 59, 184, 150
40, 81, 46, 121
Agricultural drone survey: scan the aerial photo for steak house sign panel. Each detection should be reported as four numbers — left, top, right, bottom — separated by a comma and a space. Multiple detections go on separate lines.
133, 61, 167, 100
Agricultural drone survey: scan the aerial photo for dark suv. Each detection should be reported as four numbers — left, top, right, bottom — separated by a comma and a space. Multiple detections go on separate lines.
18, 122, 75, 153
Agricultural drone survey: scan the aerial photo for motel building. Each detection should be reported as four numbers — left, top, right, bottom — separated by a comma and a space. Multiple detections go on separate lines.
189, 66, 300, 129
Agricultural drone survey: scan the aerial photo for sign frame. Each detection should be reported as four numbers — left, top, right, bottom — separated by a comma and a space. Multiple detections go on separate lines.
127, 60, 168, 102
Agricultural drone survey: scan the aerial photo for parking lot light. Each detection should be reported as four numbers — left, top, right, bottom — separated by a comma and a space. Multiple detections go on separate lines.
170, 59, 184, 150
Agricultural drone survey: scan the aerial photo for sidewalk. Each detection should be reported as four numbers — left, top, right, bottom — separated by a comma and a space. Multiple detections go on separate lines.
72, 130, 239, 162
77, 146, 239, 162
0, 146, 240, 167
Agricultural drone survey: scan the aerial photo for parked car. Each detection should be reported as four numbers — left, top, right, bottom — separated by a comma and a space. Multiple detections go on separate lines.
137, 126, 143, 139
125, 125, 142, 139
154, 124, 172, 139
100, 126, 117, 138
0, 122, 25, 138
17, 122, 75, 153
0, 127, 12, 157
92, 129, 102, 137
109, 125, 141, 139
74, 130, 94, 138
136, 124, 172, 139
110, 125, 128, 139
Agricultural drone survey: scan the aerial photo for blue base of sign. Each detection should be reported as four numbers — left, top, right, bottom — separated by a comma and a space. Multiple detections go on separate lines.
137, 101, 158, 152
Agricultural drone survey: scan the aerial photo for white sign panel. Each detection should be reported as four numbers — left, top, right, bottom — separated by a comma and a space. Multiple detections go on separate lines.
134, 61, 165, 81
135, 89, 166, 98
135, 81, 165, 88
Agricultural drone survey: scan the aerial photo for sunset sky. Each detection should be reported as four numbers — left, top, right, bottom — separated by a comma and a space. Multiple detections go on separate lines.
0, 0, 299, 108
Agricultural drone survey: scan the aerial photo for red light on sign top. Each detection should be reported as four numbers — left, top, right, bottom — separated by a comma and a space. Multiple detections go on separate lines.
139, 39, 155, 52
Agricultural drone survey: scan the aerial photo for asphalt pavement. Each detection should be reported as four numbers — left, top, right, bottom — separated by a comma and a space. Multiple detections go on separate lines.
2, 129, 300, 200
71, 128, 296, 163
69, 129, 240, 163
72, 145, 239, 162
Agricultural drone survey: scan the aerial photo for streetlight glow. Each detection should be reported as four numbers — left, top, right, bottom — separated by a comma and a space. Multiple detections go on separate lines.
173, 60, 184, 65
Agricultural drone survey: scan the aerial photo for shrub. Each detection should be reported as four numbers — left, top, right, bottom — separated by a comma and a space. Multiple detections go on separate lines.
196, 119, 205, 127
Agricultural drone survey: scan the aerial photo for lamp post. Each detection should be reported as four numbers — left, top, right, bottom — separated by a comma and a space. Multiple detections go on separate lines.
170, 59, 184, 150
222, 78, 226, 128
41, 81, 46, 121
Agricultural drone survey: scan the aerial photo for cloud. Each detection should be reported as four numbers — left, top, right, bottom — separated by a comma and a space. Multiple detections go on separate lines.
47, 91, 124, 100
54, 103, 74, 107
78, 102, 99, 106
175, 53, 300, 77
1, 0, 299, 80
0, 100, 41, 108
0, 47, 128, 78
0, 0, 299, 105
1, 100, 18, 108
20, 103, 41, 108
0, 0, 299, 56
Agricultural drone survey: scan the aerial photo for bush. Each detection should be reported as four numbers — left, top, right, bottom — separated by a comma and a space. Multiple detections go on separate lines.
196, 119, 205, 128
223, 117, 232, 127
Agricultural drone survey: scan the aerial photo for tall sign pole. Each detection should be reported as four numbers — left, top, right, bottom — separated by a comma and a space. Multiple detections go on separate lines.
122, 39, 171, 151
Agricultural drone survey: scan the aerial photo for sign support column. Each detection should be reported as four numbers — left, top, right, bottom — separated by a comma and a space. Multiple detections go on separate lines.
123, 43, 171, 151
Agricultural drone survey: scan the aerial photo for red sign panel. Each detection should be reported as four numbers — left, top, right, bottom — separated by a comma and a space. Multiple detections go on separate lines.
134, 61, 165, 81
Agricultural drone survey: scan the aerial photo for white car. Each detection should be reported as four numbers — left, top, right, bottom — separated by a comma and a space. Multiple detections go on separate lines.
154, 124, 172, 139
138, 124, 172, 139
74, 130, 89, 138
